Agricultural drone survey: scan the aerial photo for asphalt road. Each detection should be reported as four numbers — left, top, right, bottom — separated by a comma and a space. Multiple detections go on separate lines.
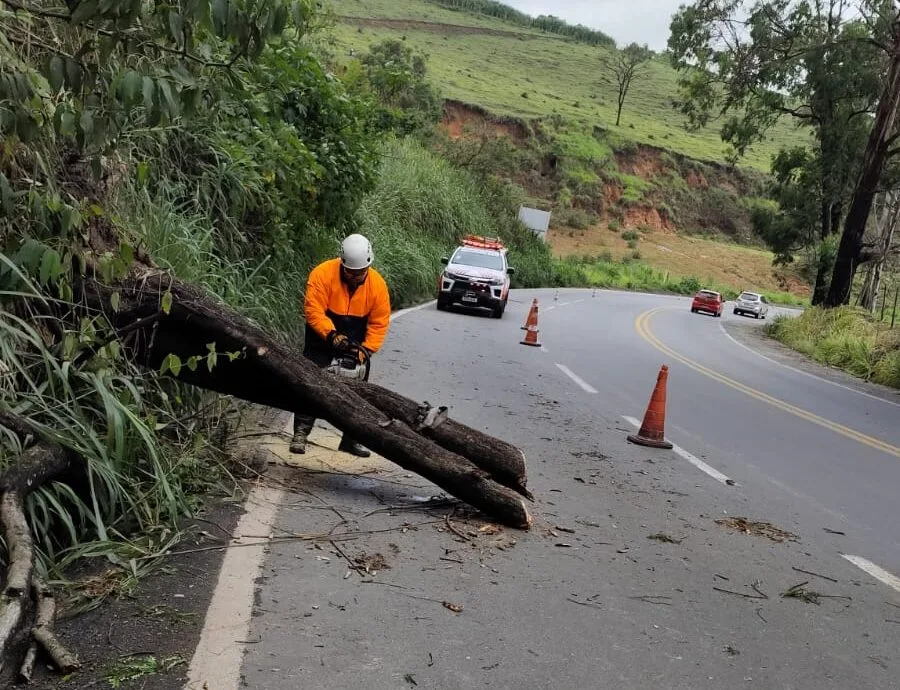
239, 289, 900, 689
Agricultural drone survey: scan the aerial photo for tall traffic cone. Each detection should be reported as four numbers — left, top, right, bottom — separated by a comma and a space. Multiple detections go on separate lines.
627, 365, 673, 449
520, 306, 541, 347
521, 298, 539, 330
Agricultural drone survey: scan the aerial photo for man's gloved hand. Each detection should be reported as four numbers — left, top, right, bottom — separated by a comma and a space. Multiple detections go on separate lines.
327, 331, 351, 353
353, 345, 370, 365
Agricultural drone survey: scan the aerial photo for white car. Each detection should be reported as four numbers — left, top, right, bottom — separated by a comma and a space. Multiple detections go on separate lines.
733, 291, 770, 319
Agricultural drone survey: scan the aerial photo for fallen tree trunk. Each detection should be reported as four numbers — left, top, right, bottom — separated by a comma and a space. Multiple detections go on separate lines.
0, 415, 80, 684
341, 378, 532, 500
76, 269, 533, 529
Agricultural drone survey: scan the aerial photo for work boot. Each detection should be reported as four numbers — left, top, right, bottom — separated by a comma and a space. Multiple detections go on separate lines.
338, 437, 371, 458
289, 430, 308, 454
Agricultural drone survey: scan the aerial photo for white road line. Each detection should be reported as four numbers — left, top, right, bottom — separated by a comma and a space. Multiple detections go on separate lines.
718, 324, 900, 408
555, 363, 598, 394
391, 300, 436, 321
622, 416, 732, 485
185, 482, 285, 690
558, 301, 571, 307
544, 305, 557, 312
841, 555, 900, 594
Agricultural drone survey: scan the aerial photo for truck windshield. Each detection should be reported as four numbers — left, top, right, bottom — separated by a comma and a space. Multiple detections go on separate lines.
450, 250, 504, 271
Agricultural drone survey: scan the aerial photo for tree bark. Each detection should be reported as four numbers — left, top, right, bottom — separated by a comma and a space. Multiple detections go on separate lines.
0, 420, 79, 684
75, 270, 534, 529
340, 378, 532, 500
825, 12, 900, 307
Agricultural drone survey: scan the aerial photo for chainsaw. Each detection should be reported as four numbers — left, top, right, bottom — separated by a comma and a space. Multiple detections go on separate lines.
325, 342, 370, 381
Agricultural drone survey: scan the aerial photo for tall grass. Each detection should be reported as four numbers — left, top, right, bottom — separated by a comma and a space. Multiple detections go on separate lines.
356, 137, 557, 305
114, 185, 309, 339
767, 307, 900, 388
0, 268, 223, 581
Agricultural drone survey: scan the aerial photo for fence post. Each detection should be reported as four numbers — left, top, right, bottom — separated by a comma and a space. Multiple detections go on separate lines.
881, 281, 888, 322
892, 285, 899, 329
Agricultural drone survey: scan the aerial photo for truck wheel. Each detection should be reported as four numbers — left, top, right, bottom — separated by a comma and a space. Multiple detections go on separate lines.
436, 296, 450, 311
492, 300, 506, 319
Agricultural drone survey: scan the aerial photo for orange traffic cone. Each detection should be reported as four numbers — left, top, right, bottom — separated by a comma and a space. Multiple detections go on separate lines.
520, 306, 541, 347
627, 365, 673, 449
521, 298, 539, 330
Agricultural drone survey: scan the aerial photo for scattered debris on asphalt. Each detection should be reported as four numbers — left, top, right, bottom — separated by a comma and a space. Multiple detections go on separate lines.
647, 533, 682, 544
714, 517, 798, 543
823, 527, 846, 535
723, 645, 740, 656
628, 595, 673, 606
404, 672, 418, 685
792, 566, 838, 583
713, 580, 769, 600
555, 525, 576, 534
780, 581, 851, 605
566, 596, 603, 610
353, 553, 390, 574
442, 601, 463, 613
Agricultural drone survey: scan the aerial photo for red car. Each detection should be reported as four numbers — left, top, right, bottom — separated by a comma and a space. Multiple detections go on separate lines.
691, 289, 725, 317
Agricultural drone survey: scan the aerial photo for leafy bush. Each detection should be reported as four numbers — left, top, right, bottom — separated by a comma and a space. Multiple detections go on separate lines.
621, 230, 639, 241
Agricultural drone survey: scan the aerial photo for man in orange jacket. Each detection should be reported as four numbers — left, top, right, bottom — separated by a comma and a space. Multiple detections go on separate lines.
290, 233, 391, 457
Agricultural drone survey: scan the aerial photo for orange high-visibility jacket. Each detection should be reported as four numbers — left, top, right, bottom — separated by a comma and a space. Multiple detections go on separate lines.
303, 258, 391, 362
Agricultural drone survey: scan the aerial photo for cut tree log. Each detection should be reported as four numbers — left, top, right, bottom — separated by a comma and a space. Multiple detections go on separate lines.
341, 378, 532, 500
76, 269, 534, 529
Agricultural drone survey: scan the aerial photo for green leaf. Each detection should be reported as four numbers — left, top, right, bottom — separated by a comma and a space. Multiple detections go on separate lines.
141, 76, 155, 112
124, 70, 143, 106
110, 290, 120, 312
161, 290, 173, 315
65, 58, 83, 93
206, 342, 216, 353
70, 0, 99, 24
99, 36, 117, 64
206, 351, 217, 373
186, 356, 199, 372
160, 353, 182, 377
48, 55, 65, 93
158, 79, 178, 117
136, 161, 149, 186
119, 243, 133, 265
59, 110, 76, 136
212, 0, 228, 32
168, 11, 184, 45
79, 109, 94, 143
0, 173, 14, 214
39, 248, 57, 285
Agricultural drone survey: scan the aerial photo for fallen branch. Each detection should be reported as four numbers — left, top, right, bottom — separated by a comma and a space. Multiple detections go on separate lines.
77, 270, 533, 529
792, 566, 838, 583
713, 585, 768, 600
0, 424, 79, 684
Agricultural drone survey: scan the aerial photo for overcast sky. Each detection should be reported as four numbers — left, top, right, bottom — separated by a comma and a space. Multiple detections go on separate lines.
502, 0, 685, 50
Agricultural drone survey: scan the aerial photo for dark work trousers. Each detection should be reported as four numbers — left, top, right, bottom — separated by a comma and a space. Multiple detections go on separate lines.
292, 349, 371, 444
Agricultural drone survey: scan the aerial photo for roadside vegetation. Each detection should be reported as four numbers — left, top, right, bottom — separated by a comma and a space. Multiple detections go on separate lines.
768, 308, 900, 388
0, 0, 555, 660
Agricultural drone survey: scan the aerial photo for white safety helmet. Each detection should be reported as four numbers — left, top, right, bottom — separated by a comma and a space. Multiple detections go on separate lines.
340, 233, 373, 270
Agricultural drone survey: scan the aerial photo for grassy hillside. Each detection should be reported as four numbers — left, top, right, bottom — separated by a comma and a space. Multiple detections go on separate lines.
551, 226, 810, 302
325, 0, 803, 170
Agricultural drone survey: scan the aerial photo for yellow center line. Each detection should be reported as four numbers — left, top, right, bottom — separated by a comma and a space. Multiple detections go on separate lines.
635, 308, 900, 459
